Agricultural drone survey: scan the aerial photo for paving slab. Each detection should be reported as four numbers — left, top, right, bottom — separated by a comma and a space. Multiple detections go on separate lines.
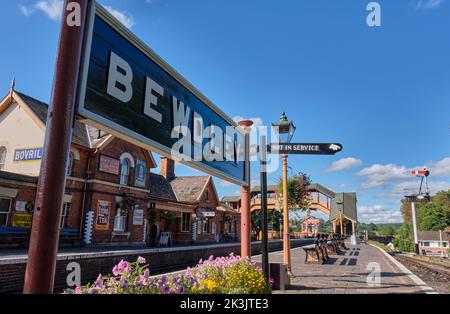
254, 243, 433, 294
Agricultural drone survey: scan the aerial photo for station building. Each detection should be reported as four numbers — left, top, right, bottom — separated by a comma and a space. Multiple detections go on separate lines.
0, 88, 239, 248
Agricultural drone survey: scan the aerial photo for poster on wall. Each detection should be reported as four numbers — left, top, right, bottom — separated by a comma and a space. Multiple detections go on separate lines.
133, 208, 144, 225
95, 200, 111, 230
15, 201, 34, 213
99, 155, 120, 175
134, 160, 147, 188
12, 213, 33, 228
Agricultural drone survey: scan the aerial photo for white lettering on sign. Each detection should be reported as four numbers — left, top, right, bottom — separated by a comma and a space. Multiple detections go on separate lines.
105, 51, 247, 164
107, 52, 133, 103
144, 77, 164, 123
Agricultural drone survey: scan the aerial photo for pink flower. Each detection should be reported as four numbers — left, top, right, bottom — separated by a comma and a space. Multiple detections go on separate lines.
94, 274, 104, 289
137, 256, 146, 264
112, 260, 130, 276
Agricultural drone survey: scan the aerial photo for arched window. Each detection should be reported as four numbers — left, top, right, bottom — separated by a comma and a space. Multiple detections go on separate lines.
66, 152, 74, 176
120, 158, 131, 185
0, 147, 6, 170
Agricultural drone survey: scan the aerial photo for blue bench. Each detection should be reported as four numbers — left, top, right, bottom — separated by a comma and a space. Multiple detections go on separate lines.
60, 228, 83, 247
0, 227, 29, 235
0, 227, 83, 248
0, 227, 30, 248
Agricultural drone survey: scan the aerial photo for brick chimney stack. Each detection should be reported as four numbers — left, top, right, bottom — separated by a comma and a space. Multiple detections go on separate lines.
160, 157, 175, 179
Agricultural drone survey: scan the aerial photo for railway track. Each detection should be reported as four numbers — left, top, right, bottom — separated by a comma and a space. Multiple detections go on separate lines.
394, 254, 450, 281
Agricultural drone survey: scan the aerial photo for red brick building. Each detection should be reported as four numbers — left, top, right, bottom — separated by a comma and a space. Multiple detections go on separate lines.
0, 89, 236, 248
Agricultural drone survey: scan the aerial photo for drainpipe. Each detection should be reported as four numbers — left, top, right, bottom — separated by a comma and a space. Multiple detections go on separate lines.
79, 148, 97, 238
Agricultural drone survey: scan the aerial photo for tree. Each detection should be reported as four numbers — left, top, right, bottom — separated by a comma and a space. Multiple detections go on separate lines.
400, 198, 412, 224
278, 172, 312, 211
418, 203, 449, 231
393, 223, 415, 252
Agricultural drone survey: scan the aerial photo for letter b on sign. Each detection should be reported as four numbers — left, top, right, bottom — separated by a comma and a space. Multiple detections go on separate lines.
367, 2, 381, 27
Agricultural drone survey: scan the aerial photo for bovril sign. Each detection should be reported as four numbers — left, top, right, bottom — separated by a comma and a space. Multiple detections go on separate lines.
14, 148, 44, 162
76, 2, 248, 186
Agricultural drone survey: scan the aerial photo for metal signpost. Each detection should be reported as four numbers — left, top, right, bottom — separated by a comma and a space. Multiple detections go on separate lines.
264, 112, 343, 276
24, 0, 250, 293
406, 169, 430, 255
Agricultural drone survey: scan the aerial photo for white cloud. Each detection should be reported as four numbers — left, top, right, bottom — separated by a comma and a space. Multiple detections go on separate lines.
415, 0, 446, 9
327, 157, 362, 172
425, 157, 450, 178
358, 205, 403, 224
18, 4, 33, 17
18, 1, 135, 29
356, 163, 410, 190
103, 5, 135, 29
35, 0, 64, 21
385, 180, 450, 198
18, 0, 64, 20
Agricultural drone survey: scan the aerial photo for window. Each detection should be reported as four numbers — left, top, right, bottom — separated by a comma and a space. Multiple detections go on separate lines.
0, 147, 6, 170
423, 242, 430, 247
203, 218, 209, 233
60, 203, 69, 229
120, 158, 131, 185
181, 212, 191, 232
443, 242, 448, 248
66, 152, 74, 176
0, 198, 11, 227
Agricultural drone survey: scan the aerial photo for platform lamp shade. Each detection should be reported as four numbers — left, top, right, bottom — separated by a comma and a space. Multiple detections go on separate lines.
272, 112, 296, 144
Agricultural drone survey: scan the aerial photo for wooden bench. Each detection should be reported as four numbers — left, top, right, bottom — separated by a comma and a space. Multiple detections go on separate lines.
337, 237, 349, 250
303, 241, 325, 264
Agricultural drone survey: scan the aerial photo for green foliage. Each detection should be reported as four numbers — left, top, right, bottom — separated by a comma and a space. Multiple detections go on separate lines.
319, 219, 331, 233
393, 224, 415, 252
417, 190, 450, 231
278, 172, 312, 210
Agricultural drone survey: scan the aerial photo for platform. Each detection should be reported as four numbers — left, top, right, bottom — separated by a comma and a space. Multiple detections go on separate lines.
253, 243, 436, 294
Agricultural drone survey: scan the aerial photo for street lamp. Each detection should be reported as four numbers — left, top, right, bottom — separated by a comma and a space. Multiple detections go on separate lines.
272, 112, 296, 275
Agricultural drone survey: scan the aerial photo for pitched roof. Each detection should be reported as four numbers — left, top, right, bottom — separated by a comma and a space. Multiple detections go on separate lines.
418, 230, 450, 242
308, 183, 335, 198
221, 195, 241, 203
170, 176, 211, 202
15, 92, 93, 148
252, 185, 278, 193
330, 192, 358, 222
149, 173, 177, 201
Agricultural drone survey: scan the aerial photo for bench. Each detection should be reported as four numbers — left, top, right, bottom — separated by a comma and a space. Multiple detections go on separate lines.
59, 228, 83, 247
0, 227, 30, 248
359, 235, 367, 245
303, 240, 326, 264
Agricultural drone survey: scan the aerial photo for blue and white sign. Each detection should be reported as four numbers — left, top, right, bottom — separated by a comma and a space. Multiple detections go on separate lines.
14, 148, 44, 162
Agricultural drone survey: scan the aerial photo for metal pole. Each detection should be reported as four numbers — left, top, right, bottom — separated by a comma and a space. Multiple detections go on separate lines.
439, 230, 444, 258
24, 0, 89, 294
282, 154, 291, 274
260, 135, 269, 280
239, 120, 253, 258
411, 201, 419, 254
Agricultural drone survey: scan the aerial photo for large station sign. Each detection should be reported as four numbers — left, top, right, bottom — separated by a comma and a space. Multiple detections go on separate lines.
76, 2, 248, 185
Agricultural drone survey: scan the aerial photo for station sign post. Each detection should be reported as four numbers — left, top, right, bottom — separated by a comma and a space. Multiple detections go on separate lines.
24, 0, 249, 294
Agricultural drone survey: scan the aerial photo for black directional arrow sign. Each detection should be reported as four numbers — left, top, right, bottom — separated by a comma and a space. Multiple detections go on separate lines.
269, 143, 343, 155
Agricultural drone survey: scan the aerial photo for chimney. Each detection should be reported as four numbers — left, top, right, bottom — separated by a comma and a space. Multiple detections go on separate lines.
160, 157, 175, 179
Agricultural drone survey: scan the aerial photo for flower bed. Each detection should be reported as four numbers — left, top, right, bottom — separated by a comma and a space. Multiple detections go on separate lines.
68, 253, 272, 294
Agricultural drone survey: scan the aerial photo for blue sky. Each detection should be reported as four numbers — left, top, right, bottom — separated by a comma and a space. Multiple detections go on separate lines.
0, 0, 449, 224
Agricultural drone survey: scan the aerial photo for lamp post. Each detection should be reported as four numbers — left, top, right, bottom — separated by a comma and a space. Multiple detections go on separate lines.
272, 112, 296, 275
